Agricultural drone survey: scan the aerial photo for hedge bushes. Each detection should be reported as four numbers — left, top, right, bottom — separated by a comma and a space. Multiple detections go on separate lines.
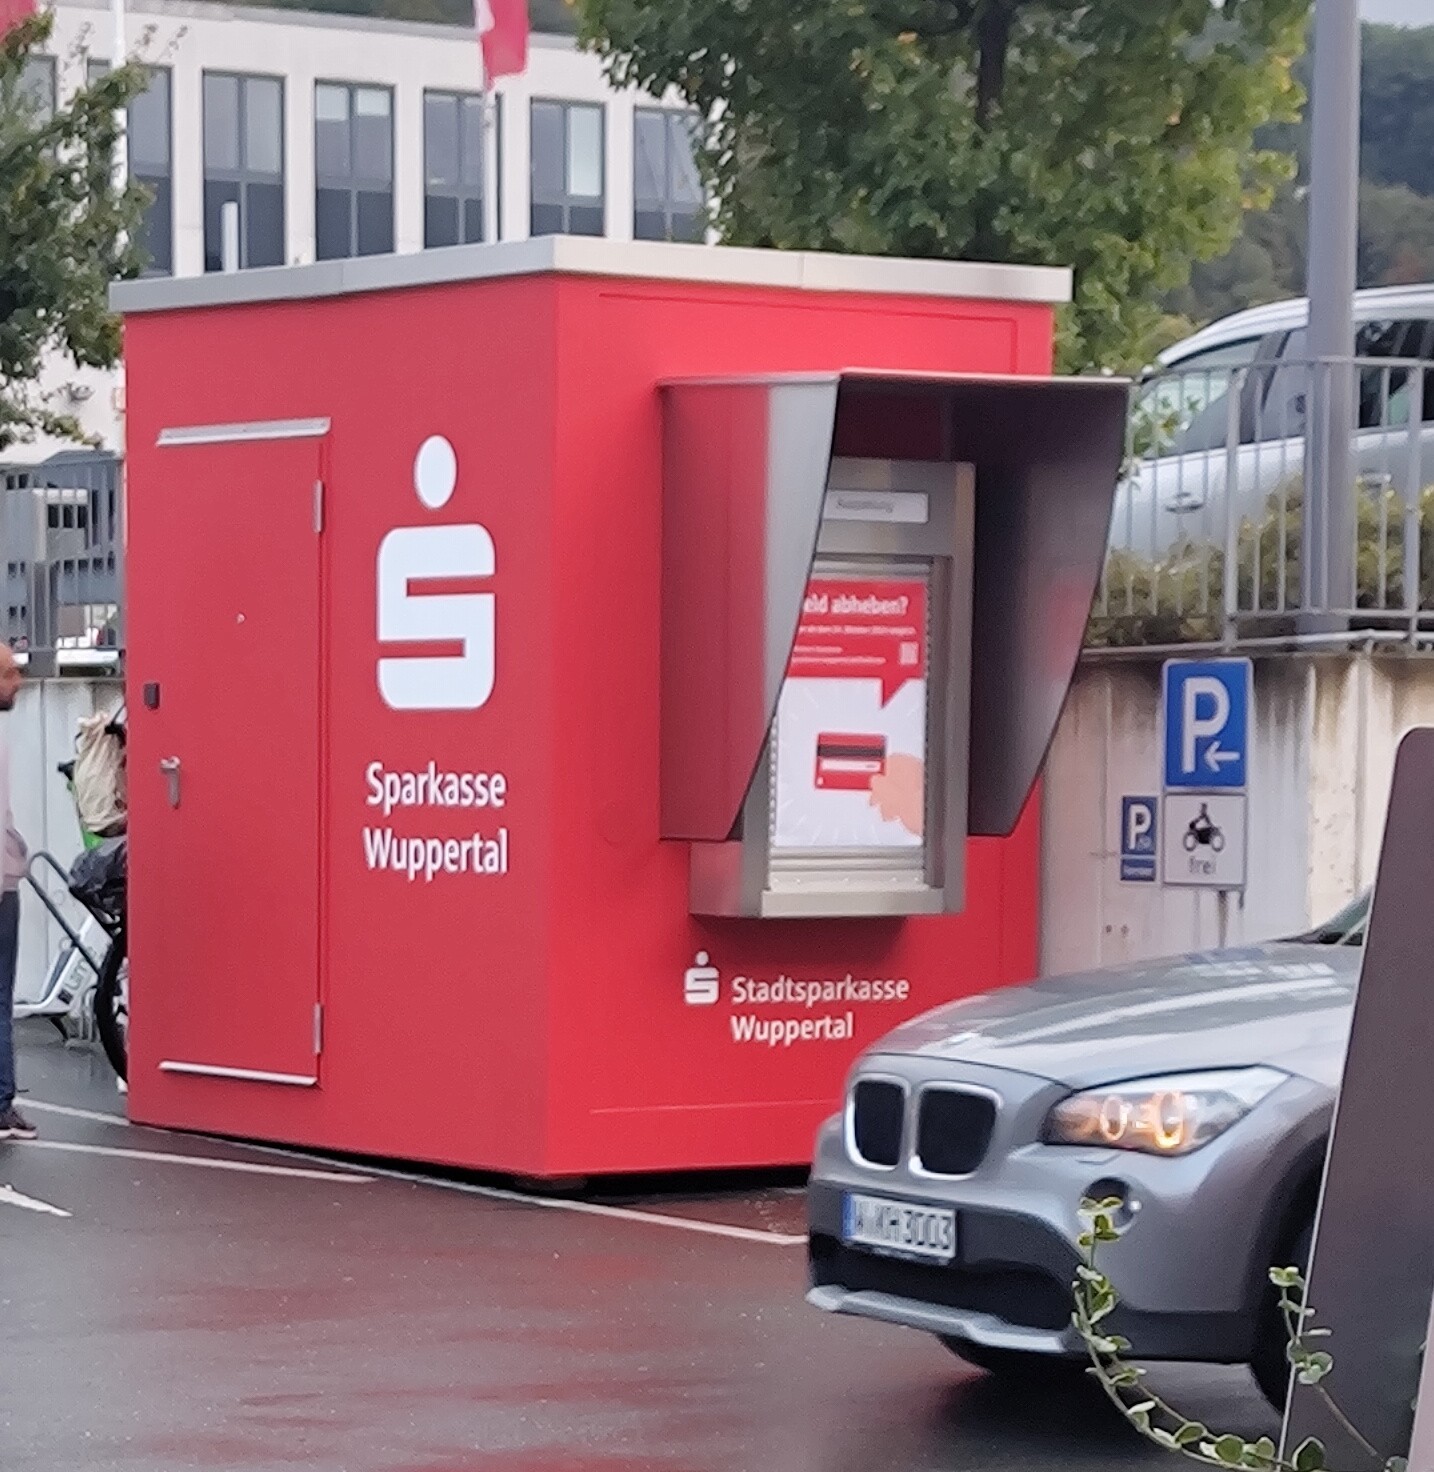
1087, 479, 1434, 647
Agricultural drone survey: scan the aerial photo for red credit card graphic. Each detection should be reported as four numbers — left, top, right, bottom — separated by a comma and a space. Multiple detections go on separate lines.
815, 733, 887, 790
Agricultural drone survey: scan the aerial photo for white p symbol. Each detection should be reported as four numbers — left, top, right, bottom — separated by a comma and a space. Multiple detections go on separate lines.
1127, 803, 1152, 850
1181, 676, 1229, 774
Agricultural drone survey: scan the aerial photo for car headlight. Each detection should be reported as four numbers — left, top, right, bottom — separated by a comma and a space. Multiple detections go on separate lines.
1042, 1068, 1286, 1157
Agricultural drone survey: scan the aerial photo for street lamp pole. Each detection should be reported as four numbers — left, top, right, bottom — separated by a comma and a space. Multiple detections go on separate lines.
1300, 0, 1361, 629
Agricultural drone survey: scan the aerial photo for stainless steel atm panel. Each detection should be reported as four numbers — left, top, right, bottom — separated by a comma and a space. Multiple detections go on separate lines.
691, 459, 974, 918
658, 370, 1130, 923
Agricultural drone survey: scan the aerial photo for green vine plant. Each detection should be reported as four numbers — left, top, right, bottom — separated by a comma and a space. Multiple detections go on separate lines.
1073, 1199, 1408, 1472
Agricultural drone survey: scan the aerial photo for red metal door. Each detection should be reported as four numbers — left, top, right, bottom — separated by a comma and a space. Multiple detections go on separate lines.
131, 426, 324, 1087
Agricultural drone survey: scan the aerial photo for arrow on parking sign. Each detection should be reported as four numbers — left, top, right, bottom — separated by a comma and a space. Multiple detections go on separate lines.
1204, 742, 1240, 774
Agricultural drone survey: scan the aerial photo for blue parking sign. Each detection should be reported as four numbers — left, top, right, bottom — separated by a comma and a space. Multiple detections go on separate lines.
1120, 797, 1157, 882
1162, 659, 1251, 791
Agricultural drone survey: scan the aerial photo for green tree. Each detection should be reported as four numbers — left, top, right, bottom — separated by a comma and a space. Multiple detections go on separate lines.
1357, 23, 1434, 200
575, 0, 1309, 372
1358, 180, 1434, 287
1175, 22, 1434, 331
0, 11, 150, 447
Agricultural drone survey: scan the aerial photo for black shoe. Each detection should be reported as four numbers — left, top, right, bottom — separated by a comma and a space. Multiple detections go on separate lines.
0, 1106, 37, 1140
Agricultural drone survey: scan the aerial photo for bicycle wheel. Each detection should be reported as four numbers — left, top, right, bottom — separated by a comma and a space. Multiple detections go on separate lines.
94, 928, 128, 1082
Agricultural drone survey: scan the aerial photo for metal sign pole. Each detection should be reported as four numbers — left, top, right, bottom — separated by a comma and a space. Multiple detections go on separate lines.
1300, 0, 1361, 630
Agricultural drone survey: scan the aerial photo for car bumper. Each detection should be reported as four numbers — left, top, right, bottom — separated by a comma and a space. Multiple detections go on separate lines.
806, 1057, 1332, 1364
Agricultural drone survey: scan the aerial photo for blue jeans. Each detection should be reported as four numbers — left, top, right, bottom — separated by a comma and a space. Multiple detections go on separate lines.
0, 890, 17, 1110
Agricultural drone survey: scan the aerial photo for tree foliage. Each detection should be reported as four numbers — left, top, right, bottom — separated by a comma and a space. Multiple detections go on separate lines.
1, 12, 155, 446
575, 0, 1309, 372
1361, 23, 1434, 200
1173, 22, 1434, 333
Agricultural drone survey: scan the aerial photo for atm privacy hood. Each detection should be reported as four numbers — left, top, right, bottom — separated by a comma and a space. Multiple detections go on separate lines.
659, 371, 1130, 844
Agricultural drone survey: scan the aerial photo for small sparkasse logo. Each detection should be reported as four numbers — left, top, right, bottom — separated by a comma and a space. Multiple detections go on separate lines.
377, 435, 496, 712
684, 951, 720, 1006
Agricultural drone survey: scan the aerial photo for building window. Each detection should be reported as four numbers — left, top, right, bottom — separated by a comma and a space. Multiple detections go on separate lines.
202, 72, 285, 273
19, 55, 55, 118
633, 109, 704, 243
424, 90, 490, 248
530, 100, 604, 237
315, 82, 394, 260
89, 62, 173, 276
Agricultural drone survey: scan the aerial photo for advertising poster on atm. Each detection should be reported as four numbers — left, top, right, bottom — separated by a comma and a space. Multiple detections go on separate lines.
773, 575, 929, 850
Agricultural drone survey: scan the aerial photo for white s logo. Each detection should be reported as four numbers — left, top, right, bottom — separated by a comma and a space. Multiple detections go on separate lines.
377, 436, 496, 711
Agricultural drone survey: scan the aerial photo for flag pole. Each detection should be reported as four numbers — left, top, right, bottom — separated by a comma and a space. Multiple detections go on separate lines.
477, 0, 526, 244
482, 87, 499, 244
110, 0, 127, 189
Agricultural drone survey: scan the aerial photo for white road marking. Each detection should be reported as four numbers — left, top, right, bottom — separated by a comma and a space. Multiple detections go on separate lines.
24, 1100, 128, 1127
20, 1139, 372, 1183
24, 1098, 806, 1245
0, 1184, 71, 1218
352, 1166, 810, 1246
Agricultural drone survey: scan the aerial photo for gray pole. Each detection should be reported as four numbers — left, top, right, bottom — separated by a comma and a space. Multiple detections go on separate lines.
1300, 0, 1361, 630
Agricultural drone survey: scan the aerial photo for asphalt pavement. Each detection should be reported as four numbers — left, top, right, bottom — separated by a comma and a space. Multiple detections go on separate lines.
2, 1022, 1276, 1472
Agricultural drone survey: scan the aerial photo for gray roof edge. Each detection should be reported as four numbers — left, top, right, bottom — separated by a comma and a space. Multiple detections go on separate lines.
658, 369, 1129, 390
111, 239, 1074, 316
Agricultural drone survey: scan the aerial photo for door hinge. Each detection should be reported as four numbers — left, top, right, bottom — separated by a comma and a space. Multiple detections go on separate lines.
312, 478, 325, 534
313, 1003, 324, 1056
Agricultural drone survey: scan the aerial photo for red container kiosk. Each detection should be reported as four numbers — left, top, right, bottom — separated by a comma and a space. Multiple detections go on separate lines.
113, 239, 1127, 1177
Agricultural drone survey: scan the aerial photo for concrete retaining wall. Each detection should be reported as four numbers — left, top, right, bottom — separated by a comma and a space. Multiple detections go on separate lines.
1041, 650, 1434, 976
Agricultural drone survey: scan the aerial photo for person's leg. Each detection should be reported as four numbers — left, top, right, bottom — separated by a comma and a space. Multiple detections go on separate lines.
0, 889, 17, 1111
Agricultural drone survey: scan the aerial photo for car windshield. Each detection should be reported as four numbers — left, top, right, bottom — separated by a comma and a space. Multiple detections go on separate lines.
1288, 890, 1372, 947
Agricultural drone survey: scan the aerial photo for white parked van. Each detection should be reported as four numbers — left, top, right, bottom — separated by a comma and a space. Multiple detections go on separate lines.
1113, 285, 1434, 559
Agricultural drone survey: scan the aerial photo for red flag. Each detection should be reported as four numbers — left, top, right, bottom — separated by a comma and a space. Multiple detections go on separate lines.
478, 0, 529, 87
0, 0, 37, 39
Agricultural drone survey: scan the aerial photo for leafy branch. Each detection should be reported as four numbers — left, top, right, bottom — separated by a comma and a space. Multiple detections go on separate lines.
1073, 1199, 1406, 1472
0, 9, 151, 446
576, 0, 1310, 373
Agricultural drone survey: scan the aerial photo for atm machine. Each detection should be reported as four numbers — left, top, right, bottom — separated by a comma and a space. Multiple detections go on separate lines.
661, 371, 1124, 927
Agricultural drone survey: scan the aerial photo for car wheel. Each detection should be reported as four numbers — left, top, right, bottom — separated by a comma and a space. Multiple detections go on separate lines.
1252, 1219, 1313, 1410
940, 1336, 1089, 1387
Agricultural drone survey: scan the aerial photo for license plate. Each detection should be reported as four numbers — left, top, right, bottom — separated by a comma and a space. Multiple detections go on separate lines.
842, 1192, 956, 1263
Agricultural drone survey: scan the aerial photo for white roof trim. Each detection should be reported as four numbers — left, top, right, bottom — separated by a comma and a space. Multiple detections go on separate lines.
56, 0, 580, 48
111, 237, 1073, 316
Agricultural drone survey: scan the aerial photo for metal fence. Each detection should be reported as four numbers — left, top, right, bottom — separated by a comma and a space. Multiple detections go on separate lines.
1092, 355, 1434, 649
7, 372, 1434, 664
0, 452, 123, 673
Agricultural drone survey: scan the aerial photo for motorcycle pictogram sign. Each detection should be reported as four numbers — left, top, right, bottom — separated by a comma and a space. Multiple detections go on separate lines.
1162, 793, 1246, 889
1182, 803, 1226, 854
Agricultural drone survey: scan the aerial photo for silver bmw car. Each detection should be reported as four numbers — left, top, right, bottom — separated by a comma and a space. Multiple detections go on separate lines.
806, 893, 1369, 1407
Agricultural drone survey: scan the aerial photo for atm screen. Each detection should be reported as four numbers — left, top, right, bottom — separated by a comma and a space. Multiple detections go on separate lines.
770, 566, 930, 855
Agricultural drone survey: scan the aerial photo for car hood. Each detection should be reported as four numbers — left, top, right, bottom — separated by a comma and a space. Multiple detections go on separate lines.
872, 942, 1358, 1090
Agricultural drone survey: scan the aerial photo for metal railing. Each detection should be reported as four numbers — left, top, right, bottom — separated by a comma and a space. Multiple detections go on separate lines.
1092, 356, 1434, 649
0, 452, 123, 672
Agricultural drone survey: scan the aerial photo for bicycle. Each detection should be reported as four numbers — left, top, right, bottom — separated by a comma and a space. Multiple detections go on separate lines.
17, 721, 129, 1081
65, 832, 127, 1081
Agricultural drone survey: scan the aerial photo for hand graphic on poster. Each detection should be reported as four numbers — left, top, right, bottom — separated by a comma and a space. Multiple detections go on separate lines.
868, 753, 924, 838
